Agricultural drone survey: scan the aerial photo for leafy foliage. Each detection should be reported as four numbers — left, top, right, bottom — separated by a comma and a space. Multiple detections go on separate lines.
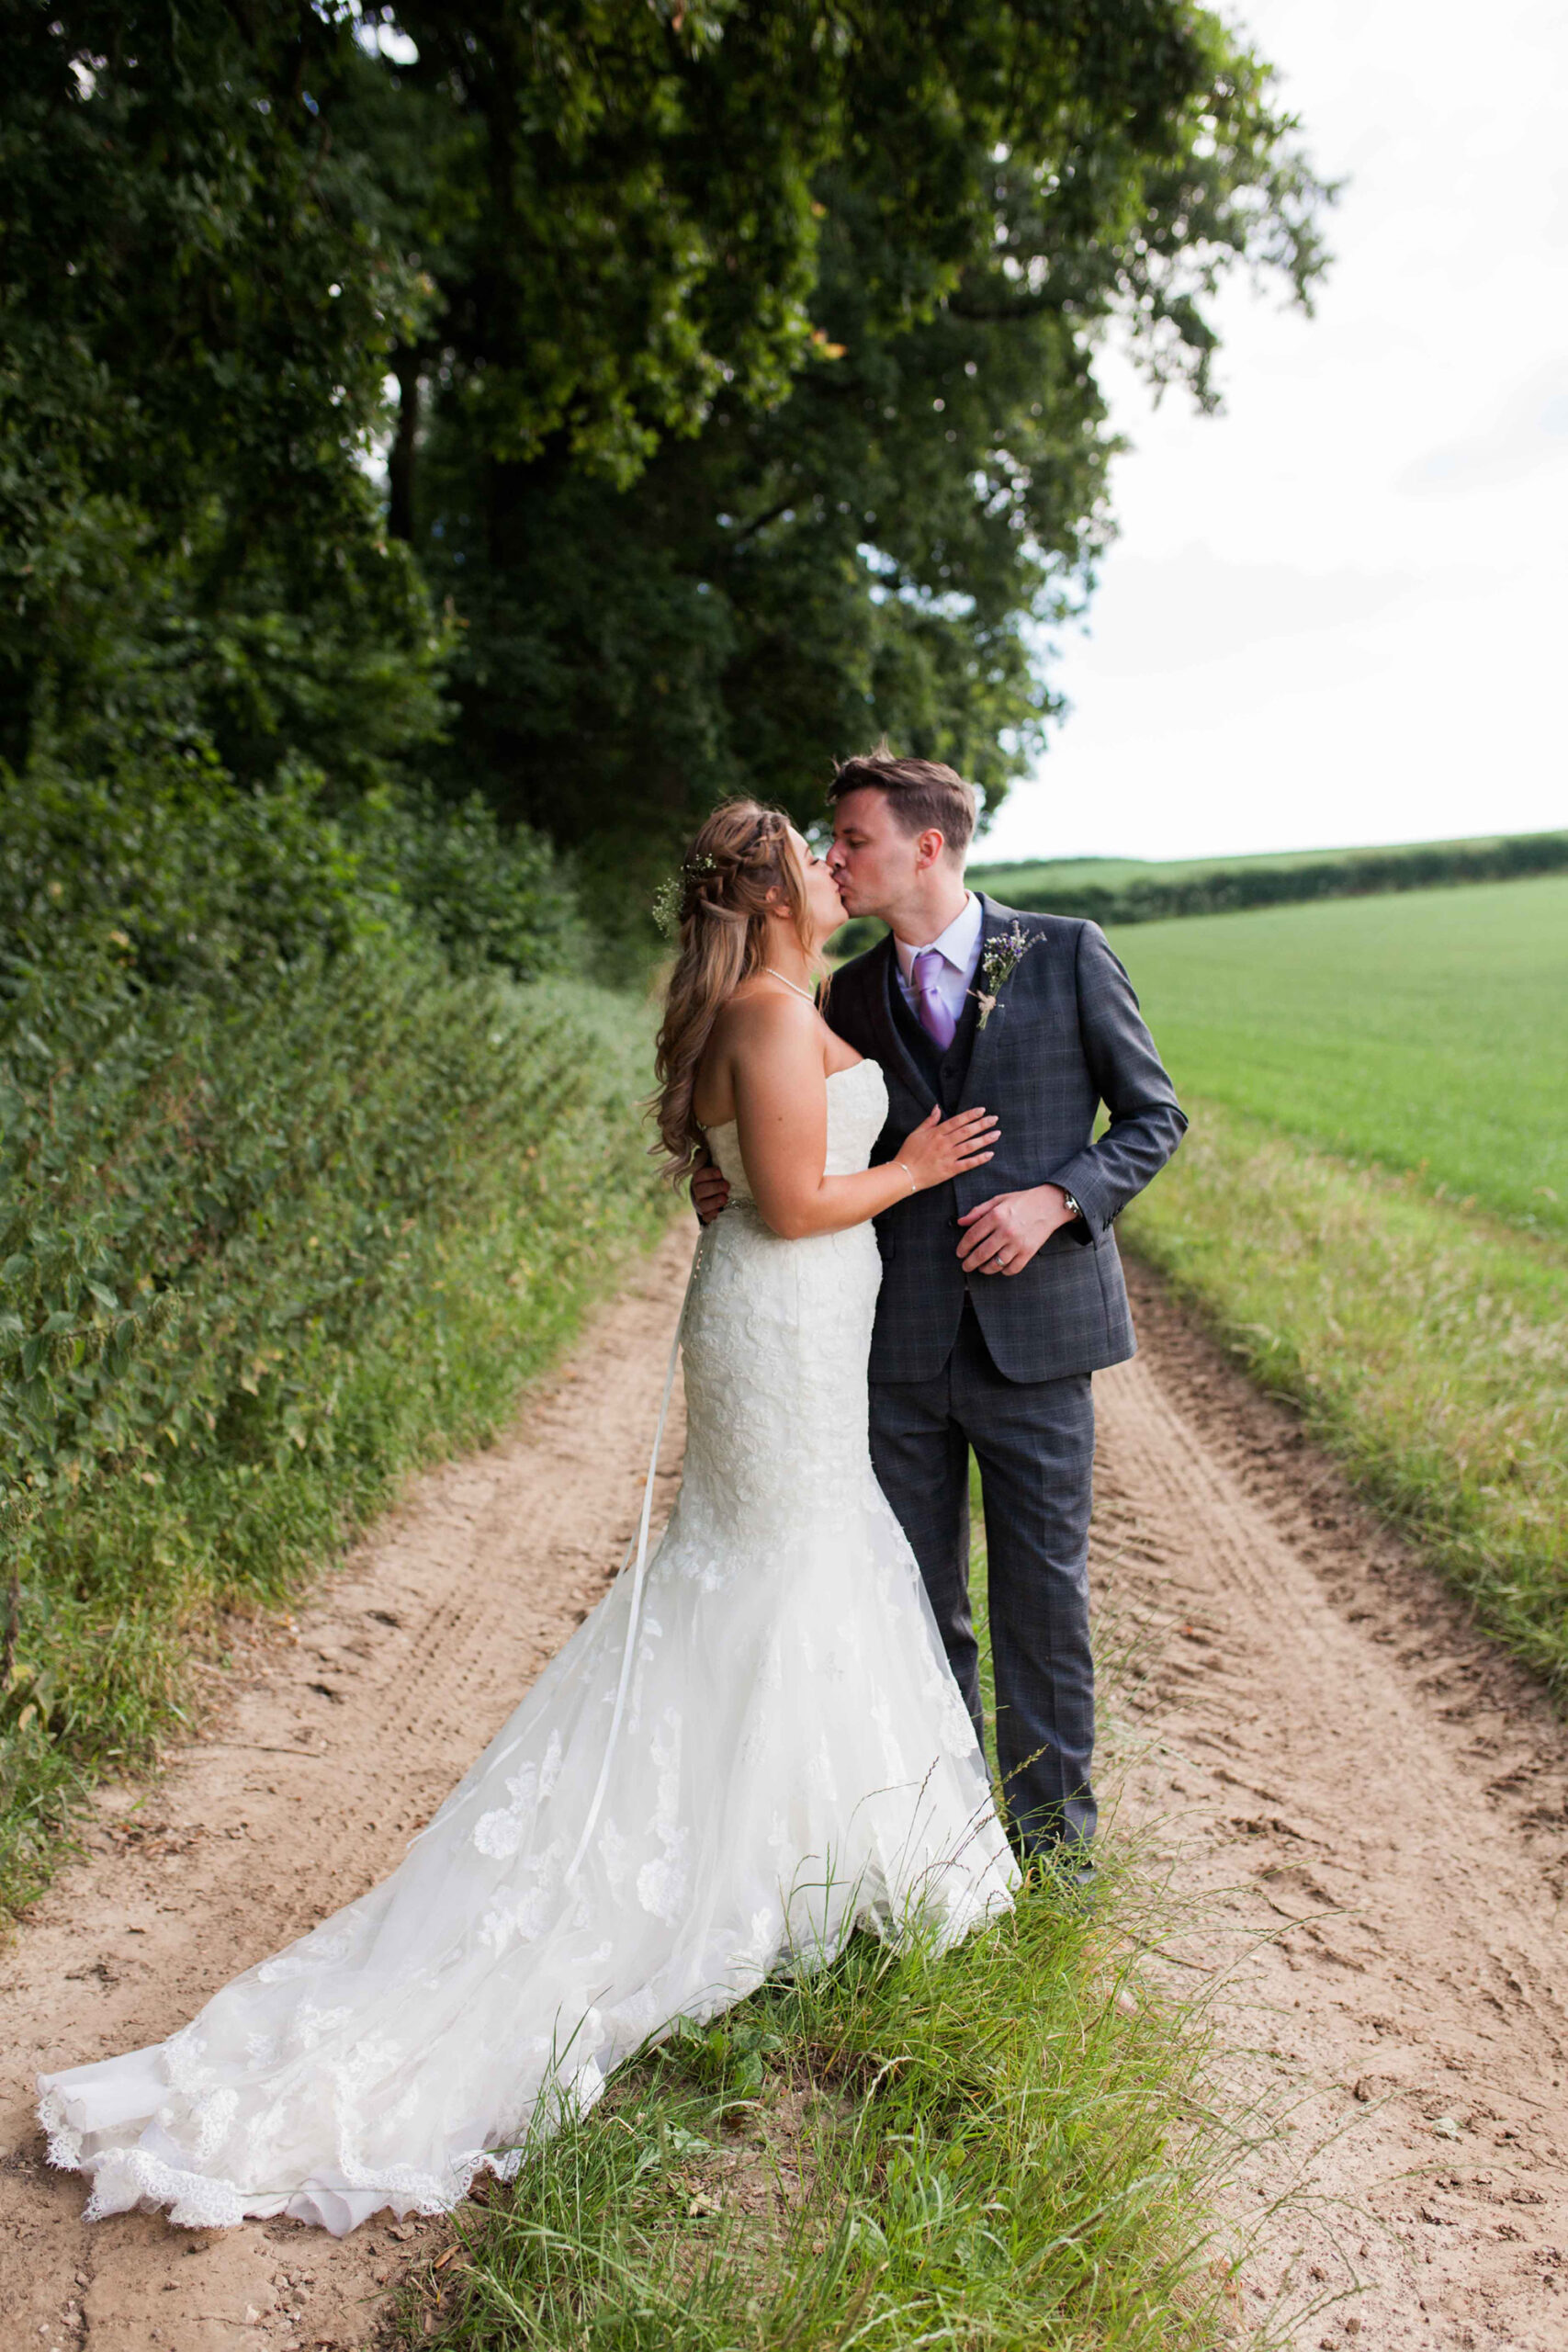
390, 1, 1332, 892
0, 756, 586, 991
0, 948, 671, 1910
2, 3, 444, 789
4, 5, 1331, 916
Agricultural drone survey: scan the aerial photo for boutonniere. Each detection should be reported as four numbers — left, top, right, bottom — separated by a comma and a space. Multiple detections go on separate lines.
970, 920, 1036, 1029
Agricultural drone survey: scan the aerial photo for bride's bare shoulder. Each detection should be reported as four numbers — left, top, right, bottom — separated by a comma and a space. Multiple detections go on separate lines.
694, 987, 818, 1126
725, 986, 827, 1062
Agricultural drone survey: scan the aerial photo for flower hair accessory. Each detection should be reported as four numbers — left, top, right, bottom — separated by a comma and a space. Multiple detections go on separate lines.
971, 920, 1035, 1029
651, 851, 718, 939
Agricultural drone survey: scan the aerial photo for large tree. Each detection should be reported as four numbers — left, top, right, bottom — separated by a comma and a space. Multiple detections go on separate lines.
1, 3, 451, 787
364, 0, 1328, 897
2, 3, 1329, 912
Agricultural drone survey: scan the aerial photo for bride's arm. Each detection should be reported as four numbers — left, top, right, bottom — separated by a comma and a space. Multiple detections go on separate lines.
728, 998, 998, 1241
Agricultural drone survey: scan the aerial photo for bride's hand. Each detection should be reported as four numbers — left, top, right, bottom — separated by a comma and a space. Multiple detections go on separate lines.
896, 1105, 999, 1193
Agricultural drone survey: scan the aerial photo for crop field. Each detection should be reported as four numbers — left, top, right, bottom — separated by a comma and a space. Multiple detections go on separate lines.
1119, 873, 1568, 1237
1117, 874, 1568, 1689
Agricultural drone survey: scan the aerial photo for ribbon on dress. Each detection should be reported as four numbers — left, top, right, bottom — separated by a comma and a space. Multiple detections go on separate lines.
562, 1230, 703, 1881
403, 1229, 703, 1861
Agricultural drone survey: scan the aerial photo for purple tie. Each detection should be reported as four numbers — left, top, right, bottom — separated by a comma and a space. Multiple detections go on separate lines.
911, 947, 958, 1052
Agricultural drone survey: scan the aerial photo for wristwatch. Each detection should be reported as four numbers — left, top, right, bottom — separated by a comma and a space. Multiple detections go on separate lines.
1062, 1191, 1083, 1221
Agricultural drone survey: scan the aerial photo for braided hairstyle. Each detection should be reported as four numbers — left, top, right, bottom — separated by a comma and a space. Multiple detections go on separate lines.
652, 800, 816, 1182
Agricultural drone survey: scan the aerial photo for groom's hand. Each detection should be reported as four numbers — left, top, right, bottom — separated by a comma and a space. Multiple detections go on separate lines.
956, 1183, 1077, 1277
691, 1159, 730, 1225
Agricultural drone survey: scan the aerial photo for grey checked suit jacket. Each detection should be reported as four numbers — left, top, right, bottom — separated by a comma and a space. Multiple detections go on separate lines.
826, 896, 1188, 1385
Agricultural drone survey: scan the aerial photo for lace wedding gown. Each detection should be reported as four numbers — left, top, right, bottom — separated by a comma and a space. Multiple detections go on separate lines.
39, 1058, 1016, 2235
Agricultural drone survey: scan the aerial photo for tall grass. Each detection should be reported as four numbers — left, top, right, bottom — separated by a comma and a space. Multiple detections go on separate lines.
1122, 1100, 1568, 1691
411, 1883, 1238, 2352
0, 969, 676, 1914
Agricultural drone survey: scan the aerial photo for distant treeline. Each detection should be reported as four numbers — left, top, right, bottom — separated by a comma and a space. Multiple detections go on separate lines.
968, 829, 1568, 928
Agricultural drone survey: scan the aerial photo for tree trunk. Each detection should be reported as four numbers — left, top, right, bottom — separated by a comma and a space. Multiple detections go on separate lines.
388, 353, 421, 543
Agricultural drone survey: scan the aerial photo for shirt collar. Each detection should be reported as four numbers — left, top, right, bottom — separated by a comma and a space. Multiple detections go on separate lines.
895, 890, 982, 981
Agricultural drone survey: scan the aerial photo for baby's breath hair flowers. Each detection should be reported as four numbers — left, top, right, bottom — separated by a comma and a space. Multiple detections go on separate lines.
651, 851, 718, 938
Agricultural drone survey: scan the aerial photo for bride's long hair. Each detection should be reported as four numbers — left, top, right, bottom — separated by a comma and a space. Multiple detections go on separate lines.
653, 800, 819, 1182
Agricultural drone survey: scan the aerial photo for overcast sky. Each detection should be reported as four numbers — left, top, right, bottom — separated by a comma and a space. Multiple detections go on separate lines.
981, 0, 1568, 866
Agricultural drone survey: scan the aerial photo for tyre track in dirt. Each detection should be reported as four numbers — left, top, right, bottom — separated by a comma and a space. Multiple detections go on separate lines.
3, 1228, 1565, 2351
0, 1227, 695, 2352
1100, 1262, 1568, 2350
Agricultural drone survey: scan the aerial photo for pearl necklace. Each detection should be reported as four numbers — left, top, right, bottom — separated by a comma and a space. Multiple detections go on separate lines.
763, 967, 818, 1003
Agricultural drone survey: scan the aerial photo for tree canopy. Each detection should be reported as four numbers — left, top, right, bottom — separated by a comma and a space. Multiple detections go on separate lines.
2, 0, 1331, 917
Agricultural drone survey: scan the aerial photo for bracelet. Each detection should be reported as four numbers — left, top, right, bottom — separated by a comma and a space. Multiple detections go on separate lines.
895, 1159, 918, 1196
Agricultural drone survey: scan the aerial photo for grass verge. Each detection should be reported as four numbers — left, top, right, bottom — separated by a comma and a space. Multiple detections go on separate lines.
1122, 1098, 1568, 1693
0, 977, 677, 1916
406, 1882, 1236, 2352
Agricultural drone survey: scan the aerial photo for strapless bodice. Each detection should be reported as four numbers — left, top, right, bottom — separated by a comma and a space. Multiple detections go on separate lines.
702, 1058, 888, 1205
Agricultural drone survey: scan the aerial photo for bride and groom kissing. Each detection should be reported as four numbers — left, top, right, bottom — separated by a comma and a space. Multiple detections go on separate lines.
39, 747, 1186, 2237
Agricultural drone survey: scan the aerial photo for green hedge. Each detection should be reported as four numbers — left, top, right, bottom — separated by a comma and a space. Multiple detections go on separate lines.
1, 754, 589, 989
967, 827, 1568, 928
0, 933, 672, 1912
829, 829, 1568, 961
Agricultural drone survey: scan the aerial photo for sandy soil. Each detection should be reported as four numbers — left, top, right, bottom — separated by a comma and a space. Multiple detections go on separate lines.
0, 1232, 695, 2352
1101, 1264, 1568, 2350
2, 1226, 1565, 2350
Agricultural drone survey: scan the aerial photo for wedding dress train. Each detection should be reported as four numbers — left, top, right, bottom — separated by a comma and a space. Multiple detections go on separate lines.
38, 1058, 1017, 2234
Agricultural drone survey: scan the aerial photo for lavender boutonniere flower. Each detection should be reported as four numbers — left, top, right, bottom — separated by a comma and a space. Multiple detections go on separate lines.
971, 920, 1035, 1029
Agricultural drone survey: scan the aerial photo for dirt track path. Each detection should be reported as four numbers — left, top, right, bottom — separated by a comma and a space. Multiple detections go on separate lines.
0, 1233, 695, 2352
3, 1229, 1566, 2351
1103, 1267, 1568, 2350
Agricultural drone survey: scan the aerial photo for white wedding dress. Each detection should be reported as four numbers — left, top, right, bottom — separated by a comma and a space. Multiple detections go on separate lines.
39, 1058, 1016, 2234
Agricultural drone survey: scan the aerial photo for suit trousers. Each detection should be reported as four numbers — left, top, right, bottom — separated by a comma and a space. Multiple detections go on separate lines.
869, 1298, 1097, 1855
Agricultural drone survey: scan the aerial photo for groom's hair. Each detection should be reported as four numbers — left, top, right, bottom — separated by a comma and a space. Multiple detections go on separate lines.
829, 743, 976, 863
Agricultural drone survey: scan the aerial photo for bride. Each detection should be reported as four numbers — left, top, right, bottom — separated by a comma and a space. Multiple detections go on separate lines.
38, 799, 1019, 2236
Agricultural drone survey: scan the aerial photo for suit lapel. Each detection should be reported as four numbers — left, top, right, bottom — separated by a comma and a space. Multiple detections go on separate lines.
956, 895, 1010, 1109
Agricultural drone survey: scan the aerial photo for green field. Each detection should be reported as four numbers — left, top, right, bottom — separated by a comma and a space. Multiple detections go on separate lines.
1114, 875, 1568, 1693
1115, 874, 1568, 1238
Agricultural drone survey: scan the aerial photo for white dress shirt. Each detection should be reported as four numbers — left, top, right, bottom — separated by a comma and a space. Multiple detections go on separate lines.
893, 891, 984, 1034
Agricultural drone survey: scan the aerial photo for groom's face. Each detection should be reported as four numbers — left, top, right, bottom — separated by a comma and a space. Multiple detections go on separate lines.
827, 789, 920, 920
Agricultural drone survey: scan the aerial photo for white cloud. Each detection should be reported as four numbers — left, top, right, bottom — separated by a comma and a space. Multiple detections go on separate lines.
984, 0, 1568, 865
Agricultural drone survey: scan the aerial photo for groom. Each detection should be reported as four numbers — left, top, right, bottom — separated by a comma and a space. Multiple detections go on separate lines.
697, 749, 1187, 1870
